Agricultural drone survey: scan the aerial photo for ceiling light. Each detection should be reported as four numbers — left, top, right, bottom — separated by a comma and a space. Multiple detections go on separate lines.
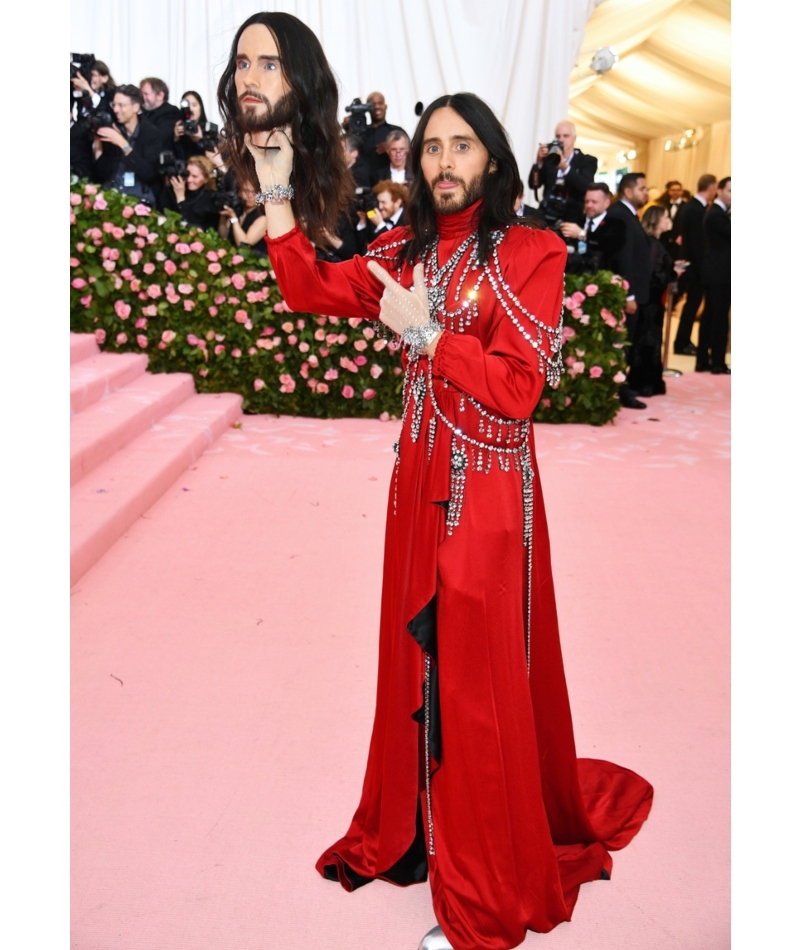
626, 149, 637, 160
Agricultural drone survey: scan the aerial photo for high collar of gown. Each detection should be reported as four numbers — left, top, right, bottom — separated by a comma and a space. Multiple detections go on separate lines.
435, 199, 484, 242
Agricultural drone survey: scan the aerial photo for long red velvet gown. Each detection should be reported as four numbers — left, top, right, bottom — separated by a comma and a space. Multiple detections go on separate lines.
266, 203, 653, 950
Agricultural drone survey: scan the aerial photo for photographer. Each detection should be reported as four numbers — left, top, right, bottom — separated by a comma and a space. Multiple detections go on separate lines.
173, 90, 219, 160
71, 57, 116, 121
559, 182, 625, 274
218, 179, 267, 256
165, 155, 220, 231
527, 120, 597, 229
93, 84, 160, 204
354, 91, 407, 183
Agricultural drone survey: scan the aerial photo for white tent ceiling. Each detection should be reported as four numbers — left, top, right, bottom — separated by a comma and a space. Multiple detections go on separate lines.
569, 0, 731, 178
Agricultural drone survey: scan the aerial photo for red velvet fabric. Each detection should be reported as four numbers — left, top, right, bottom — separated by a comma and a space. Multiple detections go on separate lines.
266, 206, 653, 950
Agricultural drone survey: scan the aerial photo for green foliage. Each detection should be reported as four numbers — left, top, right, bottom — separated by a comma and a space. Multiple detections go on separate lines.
70, 183, 626, 424
533, 271, 629, 426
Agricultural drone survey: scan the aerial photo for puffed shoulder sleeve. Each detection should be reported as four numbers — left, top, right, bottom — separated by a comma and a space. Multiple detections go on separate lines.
432, 227, 566, 419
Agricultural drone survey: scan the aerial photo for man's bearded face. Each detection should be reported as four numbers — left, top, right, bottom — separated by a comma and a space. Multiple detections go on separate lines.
420, 107, 493, 215
236, 88, 298, 134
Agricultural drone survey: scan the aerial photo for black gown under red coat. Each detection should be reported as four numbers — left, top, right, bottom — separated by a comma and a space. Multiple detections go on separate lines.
266, 203, 653, 950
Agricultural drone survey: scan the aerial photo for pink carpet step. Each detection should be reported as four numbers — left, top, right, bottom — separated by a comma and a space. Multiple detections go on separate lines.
71, 372, 197, 486
70, 332, 100, 364
71, 351, 149, 415
71, 392, 243, 585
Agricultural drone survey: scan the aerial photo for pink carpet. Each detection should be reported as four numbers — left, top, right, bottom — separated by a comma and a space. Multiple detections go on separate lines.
71, 373, 730, 949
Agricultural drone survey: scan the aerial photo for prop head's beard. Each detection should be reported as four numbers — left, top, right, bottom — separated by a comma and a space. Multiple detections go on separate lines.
429, 169, 487, 215
236, 89, 299, 133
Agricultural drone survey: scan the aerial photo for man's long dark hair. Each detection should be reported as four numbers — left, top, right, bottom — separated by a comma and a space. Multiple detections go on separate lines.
217, 12, 350, 249
402, 93, 540, 267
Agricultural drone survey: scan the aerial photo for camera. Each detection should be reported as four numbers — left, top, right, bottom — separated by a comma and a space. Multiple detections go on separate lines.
179, 99, 199, 136
198, 124, 220, 153
354, 185, 378, 215
86, 108, 115, 134
210, 190, 244, 218
71, 52, 95, 84
344, 98, 374, 136
159, 150, 187, 179
538, 181, 567, 231
543, 140, 563, 166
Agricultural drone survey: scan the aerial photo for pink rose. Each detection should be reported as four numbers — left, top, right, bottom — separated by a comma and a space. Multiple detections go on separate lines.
589, 365, 603, 378
279, 374, 296, 393
362, 327, 375, 339
70, 193, 82, 206
232, 348, 242, 358
572, 291, 586, 304
116, 332, 127, 345
178, 283, 193, 294
564, 397, 572, 407
564, 296, 577, 311
316, 382, 330, 394
363, 389, 376, 400
353, 340, 368, 351
342, 385, 355, 399
71, 278, 87, 289
601, 308, 618, 327
579, 312, 591, 326
273, 353, 284, 362
314, 329, 326, 341
561, 326, 576, 342
214, 294, 226, 305
281, 321, 294, 333
112, 227, 125, 240
142, 305, 157, 317
541, 398, 551, 408
190, 241, 204, 253
231, 254, 244, 265
80, 295, 92, 307
214, 344, 226, 355
186, 334, 200, 346
227, 296, 239, 305
613, 371, 627, 383
166, 293, 181, 304
324, 369, 339, 381
94, 329, 106, 344
329, 316, 340, 325
325, 333, 338, 345
120, 268, 133, 279
287, 334, 298, 345
134, 318, 147, 329
585, 284, 599, 296
253, 379, 265, 391
370, 364, 384, 378
573, 361, 585, 374
231, 273, 246, 290
206, 250, 219, 262
114, 301, 131, 320
94, 197, 108, 210
143, 262, 155, 275
234, 310, 248, 324
122, 205, 134, 218
161, 330, 176, 344
183, 300, 195, 311
308, 355, 319, 368
134, 237, 146, 248
298, 341, 310, 353
136, 334, 148, 348
348, 318, 360, 329
84, 184, 98, 195
102, 260, 116, 272
373, 339, 387, 352
174, 242, 189, 253
129, 250, 142, 264
134, 204, 150, 216
564, 356, 575, 367
198, 282, 207, 292
354, 355, 367, 366
379, 412, 390, 421
208, 306, 218, 317
130, 279, 141, 292
146, 285, 162, 299
217, 247, 227, 257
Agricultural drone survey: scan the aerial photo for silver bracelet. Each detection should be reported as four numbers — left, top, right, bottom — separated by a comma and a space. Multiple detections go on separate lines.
401, 321, 443, 358
255, 183, 295, 205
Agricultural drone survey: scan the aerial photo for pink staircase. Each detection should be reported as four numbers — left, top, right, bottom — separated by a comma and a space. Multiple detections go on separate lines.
70, 333, 243, 585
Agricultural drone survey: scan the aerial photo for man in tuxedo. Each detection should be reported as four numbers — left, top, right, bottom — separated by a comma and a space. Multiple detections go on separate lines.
528, 120, 597, 227
658, 180, 687, 262
559, 182, 625, 273
357, 91, 408, 184
606, 172, 652, 409
672, 174, 718, 355
698, 177, 731, 374
355, 180, 408, 254
373, 130, 412, 186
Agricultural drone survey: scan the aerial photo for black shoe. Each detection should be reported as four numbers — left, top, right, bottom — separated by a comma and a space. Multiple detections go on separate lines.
695, 364, 710, 373
674, 343, 697, 356
619, 389, 647, 409
711, 366, 731, 375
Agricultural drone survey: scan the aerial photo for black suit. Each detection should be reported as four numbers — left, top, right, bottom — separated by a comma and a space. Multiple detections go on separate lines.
357, 121, 407, 183
698, 202, 731, 371
673, 196, 709, 351
528, 149, 598, 225
358, 207, 408, 254
94, 119, 162, 204
565, 213, 626, 274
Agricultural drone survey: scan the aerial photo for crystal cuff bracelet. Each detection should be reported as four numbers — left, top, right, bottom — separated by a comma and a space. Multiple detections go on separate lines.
401, 321, 443, 358
255, 183, 295, 205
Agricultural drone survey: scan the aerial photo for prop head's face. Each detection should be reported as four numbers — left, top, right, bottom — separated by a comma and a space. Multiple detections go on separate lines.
234, 24, 297, 132
420, 106, 493, 215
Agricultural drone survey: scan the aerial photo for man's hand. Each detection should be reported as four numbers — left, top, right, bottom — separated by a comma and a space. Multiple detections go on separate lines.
96, 125, 128, 151
624, 299, 638, 315
366, 261, 442, 357
244, 126, 294, 192
560, 222, 582, 239
71, 73, 91, 94
536, 143, 548, 163
174, 120, 184, 141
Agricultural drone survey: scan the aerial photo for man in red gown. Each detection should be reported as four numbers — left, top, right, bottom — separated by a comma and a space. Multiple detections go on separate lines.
219, 16, 653, 950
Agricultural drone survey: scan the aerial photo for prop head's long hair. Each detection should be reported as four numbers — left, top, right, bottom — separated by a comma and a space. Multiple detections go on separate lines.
217, 12, 349, 248
402, 92, 541, 267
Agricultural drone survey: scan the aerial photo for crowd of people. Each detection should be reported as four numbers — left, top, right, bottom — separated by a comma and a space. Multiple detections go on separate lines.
70, 56, 731, 402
